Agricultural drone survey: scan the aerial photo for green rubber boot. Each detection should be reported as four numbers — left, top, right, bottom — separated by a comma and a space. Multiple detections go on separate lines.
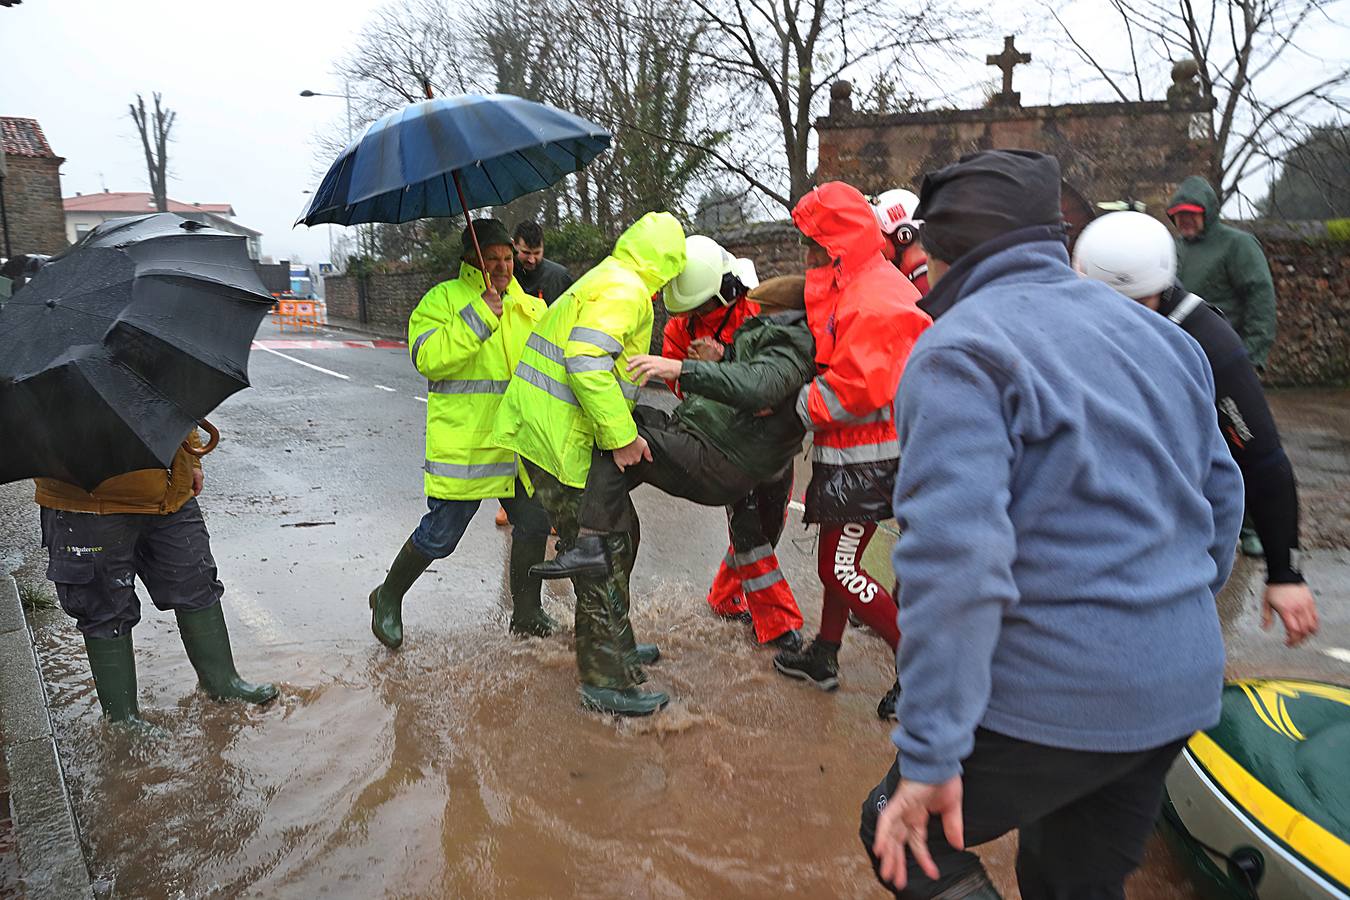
84, 633, 148, 725
580, 684, 670, 717
1240, 525, 1265, 558
635, 643, 660, 664
369, 539, 433, 649
508, 535, 559, 637
175, 603, 278, 704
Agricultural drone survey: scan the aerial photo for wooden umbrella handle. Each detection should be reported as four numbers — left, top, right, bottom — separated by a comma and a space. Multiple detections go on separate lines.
181, 419, 220, 457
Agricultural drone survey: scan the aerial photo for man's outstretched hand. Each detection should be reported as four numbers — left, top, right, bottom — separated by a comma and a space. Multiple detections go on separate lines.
627, 354, 681, 386
872, 776, 965, 891
1263, 582, 1320, 647
612, 435, 653, 471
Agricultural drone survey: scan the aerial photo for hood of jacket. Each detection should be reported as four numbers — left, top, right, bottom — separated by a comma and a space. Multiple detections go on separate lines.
611, 211, 687, 294
1169, 176, 1221, 237
792, 182, 885, 274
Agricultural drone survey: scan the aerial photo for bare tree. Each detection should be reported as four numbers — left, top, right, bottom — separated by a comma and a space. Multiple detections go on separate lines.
1050, 0, 1350, 205
684, 0, 968, 210
129, 93, 175, 212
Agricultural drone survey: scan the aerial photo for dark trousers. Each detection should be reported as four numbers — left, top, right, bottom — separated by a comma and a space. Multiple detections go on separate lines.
409, 478, 551, 559
40, 499, 224, 640
726, 463, 793, 554
578, 407, 760, 533
859, 729, 1187, 899
523, 460, 646, 691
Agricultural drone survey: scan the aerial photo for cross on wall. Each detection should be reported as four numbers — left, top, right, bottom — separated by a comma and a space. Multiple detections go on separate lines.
987, 35, 1032, 107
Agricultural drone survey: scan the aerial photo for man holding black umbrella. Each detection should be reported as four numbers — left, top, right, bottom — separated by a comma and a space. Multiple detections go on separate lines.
368, 219, 554, 647
37, 431, 278, 727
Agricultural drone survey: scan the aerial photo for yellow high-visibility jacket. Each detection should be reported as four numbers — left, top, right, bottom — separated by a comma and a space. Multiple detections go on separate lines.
491, 212, 686, 488
409, 261, 546, 499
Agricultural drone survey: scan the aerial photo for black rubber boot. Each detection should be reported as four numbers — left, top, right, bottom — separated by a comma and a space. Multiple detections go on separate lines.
635, 643, 660, 664
580, 684, 670, 717
509, 535, 558, 637
176, 603, 278, 704
530, 533, 611, 580
84, 633, 149, 725
877, 680, 902, 721
369, 539, 433, 649
773, 637, 840, 691
768, 629, 804, 653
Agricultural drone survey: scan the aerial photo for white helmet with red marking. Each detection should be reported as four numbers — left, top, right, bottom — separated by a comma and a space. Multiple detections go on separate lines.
872, 188, 923, 242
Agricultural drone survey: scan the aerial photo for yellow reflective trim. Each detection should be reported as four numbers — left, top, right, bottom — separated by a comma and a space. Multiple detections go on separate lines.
1188, 730, 1350, 886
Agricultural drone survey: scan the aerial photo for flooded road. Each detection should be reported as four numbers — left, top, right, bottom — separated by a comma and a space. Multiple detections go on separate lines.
10, 321, 1349, 898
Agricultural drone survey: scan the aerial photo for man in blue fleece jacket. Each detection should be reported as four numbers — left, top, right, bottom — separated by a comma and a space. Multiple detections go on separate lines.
860, 150, 1244, 900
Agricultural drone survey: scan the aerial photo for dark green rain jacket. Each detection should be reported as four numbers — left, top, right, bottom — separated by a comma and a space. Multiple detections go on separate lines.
1170, 176, 1278, 367
674, 310, 816, 483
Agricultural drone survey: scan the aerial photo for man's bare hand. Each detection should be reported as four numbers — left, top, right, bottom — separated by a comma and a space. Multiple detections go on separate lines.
627, 354, 681, 385
612, 435, 653, 471
872, 776, 964, 890
192, 468, 204, 497
1263, 582, 1320, 647
688, 337, 725, 362
482, 288, 504, 318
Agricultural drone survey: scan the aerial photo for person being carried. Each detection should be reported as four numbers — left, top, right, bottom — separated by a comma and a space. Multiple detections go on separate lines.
367, 219, 553, 649
532, 268, 815, 660
1074, 210, 1319, 647
652, 235, 805, 651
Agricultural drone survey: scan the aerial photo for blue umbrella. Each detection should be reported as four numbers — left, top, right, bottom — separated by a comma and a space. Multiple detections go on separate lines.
296, 93, 612, 228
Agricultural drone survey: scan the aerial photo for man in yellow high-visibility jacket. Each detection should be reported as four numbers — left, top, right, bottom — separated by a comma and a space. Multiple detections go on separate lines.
492, 211, 686, 717
368, 219, 551, 649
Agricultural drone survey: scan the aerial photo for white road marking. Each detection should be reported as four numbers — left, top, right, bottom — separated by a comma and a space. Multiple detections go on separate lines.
252, 343, 351, 380
415, 396, 428, 403
375, 385, 397, 392
1321, 647, 1350, 664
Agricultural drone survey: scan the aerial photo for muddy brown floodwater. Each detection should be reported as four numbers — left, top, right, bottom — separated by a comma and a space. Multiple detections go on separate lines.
19, 342, 1348, 899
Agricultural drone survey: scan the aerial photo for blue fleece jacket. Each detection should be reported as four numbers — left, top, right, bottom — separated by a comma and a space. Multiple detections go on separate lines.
891, 227, 1243, 784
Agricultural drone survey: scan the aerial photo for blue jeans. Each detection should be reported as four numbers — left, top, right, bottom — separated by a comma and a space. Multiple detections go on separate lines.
410, 479, 551, 559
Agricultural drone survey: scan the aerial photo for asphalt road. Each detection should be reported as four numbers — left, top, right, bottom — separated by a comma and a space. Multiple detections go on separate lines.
1, 316, 1345, 898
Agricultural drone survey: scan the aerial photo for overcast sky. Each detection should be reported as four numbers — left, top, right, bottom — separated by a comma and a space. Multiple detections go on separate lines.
2, 0, 366, 264
3, 0, 1344, 264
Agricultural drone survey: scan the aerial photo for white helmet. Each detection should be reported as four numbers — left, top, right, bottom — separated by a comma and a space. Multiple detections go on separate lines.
663, 235, 751, 313
1072, 211, 1176, 300
872, 188, 923, 237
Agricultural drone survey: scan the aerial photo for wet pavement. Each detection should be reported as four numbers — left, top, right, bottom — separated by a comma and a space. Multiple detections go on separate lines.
2, 318, 1347, 898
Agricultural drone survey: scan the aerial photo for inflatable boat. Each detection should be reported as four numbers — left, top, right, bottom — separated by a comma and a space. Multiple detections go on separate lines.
1162, 678, 1350, 899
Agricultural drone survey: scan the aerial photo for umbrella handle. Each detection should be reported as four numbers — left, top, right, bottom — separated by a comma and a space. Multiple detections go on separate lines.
452, 171, 512, 375
182, 419, 220, 457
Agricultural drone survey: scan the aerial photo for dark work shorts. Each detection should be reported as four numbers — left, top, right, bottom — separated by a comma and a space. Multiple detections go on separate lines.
40, 498, 224, 640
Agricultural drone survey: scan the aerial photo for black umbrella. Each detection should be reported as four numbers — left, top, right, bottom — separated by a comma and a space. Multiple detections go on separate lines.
0, 214, 273, 490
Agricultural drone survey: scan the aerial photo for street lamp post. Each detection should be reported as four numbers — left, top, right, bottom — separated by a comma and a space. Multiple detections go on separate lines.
300, 82, 371, 260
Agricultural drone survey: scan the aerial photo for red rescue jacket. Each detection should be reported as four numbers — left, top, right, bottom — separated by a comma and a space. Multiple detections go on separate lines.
792, 182, 931, 523
661, 296, 759, 395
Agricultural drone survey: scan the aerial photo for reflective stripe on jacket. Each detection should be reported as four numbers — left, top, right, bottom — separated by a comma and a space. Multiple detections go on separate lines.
409, 262, 545, 500
492, 212, 687, 488
791, 182, 931, 521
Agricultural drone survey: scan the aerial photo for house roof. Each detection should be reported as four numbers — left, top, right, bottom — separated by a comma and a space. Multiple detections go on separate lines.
63, 192, 236, 215
1, 117, 59, 159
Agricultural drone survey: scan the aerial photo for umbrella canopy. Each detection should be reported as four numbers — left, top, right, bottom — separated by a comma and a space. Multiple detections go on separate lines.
0, 214, 273, 490
296, 94, 611, 227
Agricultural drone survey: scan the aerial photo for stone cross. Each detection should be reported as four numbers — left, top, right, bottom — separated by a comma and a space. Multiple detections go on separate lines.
987, 35, 1031, 107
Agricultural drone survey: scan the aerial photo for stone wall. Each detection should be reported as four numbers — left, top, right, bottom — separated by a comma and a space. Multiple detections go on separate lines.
0, 157, 67, 256
324, 271, 443, 332
1259, 223, 1350, 386
816, 84, 1215, 215
710, 218, 1349, 386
